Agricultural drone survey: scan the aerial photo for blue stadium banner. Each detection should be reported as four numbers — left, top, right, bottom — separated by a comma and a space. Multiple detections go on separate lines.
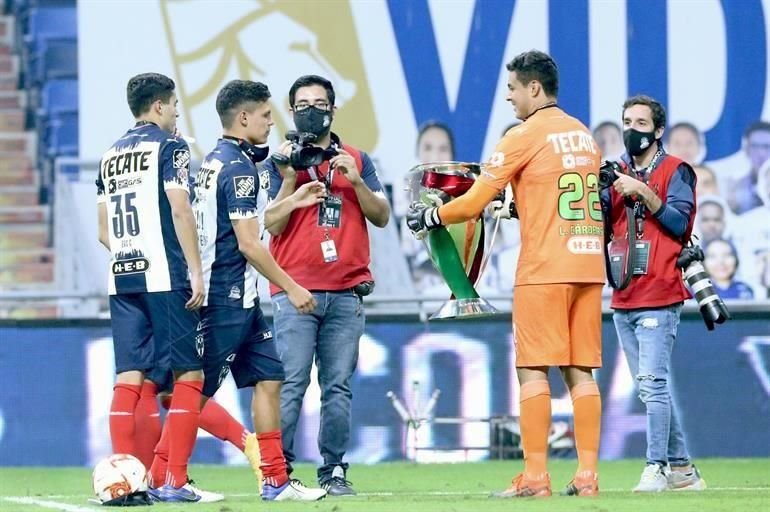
0, 314, 768, 466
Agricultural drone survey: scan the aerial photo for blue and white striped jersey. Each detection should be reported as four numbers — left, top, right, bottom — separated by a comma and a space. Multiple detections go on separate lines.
96, 123, 192, 295
194, 138, 267, 308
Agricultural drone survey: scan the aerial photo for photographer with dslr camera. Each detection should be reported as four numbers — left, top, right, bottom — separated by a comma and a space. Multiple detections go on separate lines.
601, 95, 706, 492
262, 75, 390, 496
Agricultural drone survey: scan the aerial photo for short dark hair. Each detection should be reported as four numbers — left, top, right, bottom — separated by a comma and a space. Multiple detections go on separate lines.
215, 80, 271, 128
743, 120, 770, 139
126, 73, 175, 118
289, 75, 335, 108
593, 120, 621, 136
622, 95, 667, 131
667, 122, 702, 143
698, 196, 724, 211
505, 50, 559, 97
417, 120, 455, 159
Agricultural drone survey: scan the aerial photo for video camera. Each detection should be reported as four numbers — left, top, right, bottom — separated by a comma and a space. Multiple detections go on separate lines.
676, 243, 731, 330
270, 131, 337, 170
598, 160, 623, 189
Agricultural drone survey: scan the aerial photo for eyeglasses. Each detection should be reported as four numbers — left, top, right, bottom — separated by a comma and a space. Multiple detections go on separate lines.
293, 101, 331, 112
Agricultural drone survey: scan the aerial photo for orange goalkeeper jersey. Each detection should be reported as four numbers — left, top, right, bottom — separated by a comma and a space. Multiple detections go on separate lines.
478, 106, 605, 286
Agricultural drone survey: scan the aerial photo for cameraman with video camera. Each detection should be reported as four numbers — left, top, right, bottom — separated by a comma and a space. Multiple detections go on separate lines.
262, 75, 390, 496
601, 95, 706, 492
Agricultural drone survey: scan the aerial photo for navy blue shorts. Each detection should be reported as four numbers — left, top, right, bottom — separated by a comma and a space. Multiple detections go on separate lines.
145, 365, 173, 393
109, 290, 202, 375
200, 305, 285, 397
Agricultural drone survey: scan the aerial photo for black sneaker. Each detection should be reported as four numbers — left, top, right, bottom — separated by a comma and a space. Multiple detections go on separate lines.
320, 466, 356, 496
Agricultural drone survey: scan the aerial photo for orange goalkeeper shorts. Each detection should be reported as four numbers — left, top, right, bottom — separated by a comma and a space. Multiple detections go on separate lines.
512, 283, 603, 368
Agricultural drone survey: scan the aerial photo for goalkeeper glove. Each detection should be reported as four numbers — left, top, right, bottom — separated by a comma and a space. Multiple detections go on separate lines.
487, 184, 518, 219
406, 202, 442, 240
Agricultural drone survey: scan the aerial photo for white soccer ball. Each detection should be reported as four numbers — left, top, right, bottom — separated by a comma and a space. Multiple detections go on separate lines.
92, 454, 148, 504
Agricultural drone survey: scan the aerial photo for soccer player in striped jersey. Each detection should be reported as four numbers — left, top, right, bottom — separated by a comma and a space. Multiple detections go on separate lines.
96, 73, 221, 502
192, 79, 326, 501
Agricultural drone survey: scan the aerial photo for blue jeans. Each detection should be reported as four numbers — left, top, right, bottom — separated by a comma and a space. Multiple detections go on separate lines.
613, 304, 691, 467
272, 290, 364, 481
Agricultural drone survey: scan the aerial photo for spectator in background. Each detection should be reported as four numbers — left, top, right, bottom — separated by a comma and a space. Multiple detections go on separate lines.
703, 239, 754, 300
416, 121, 455, 163
395, 121, 456, 219
756, 249, 770, 299
593, 120, 624, 161
728, 121, 770, 214
731, 159, 770, 298
693, 164, 719, 197
695, 196, 730, 245
666, 122, 705, 165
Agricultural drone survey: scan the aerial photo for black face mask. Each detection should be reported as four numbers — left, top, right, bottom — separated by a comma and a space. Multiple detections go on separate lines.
293, 106, 332, 138
623, 128, 657, 156
224, 136, 268, 164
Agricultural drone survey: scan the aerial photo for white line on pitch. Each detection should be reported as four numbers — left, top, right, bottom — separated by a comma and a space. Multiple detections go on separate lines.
2, 497, 97, 511
5, 486, 768, 504
235, 487, 769, 496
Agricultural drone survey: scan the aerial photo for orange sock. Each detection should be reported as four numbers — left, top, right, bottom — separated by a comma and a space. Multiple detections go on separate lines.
570, 381, 601, 474
134, 381, 161, 470
199, 400, 248, 452
519, 380, 551, 478
109, 383, 141, 455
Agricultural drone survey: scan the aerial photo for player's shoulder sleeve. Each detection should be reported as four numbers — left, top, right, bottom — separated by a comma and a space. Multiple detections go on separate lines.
261, 159, 283, 200
359, 151, 385, 194
478, 125, 530, 191
160, 137, 191, 193
220, 161, 259, 220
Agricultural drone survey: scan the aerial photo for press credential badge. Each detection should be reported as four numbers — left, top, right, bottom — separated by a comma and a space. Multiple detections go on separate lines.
321, 238, 338, 263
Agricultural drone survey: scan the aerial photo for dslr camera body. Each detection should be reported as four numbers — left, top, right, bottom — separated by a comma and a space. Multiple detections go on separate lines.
270, 130, 337, 170
676, 244, 730, 330
598, 160, 623, 189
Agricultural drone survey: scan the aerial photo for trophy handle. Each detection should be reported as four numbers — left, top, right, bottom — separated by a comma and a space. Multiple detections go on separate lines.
474, 215, 501, 288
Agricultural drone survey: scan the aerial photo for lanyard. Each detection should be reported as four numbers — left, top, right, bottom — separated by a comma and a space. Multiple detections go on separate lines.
307, 166, 334, 190
628, 149, 664, 237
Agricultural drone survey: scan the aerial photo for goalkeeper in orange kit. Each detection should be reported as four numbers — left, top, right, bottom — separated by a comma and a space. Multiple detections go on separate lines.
407, 50, 605, 497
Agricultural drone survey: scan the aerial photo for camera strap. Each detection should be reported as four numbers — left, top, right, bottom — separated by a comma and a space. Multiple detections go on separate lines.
604, 204, 636, 290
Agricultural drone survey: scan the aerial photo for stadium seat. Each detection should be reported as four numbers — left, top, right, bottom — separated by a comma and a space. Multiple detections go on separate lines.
45, 112, 77, 157
20, 6, 76, 85
28, 37, 76, 85
37, 78, 77, 118
24, 7, 77, 47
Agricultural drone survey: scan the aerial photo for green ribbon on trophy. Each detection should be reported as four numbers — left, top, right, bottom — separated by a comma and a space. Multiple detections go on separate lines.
409, 162, 499, 320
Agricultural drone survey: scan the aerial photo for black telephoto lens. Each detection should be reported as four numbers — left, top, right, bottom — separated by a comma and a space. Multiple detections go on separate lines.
682, 260, 731, 330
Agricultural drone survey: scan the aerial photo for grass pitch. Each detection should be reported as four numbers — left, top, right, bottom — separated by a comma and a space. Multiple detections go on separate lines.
1, 459, 768, 511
